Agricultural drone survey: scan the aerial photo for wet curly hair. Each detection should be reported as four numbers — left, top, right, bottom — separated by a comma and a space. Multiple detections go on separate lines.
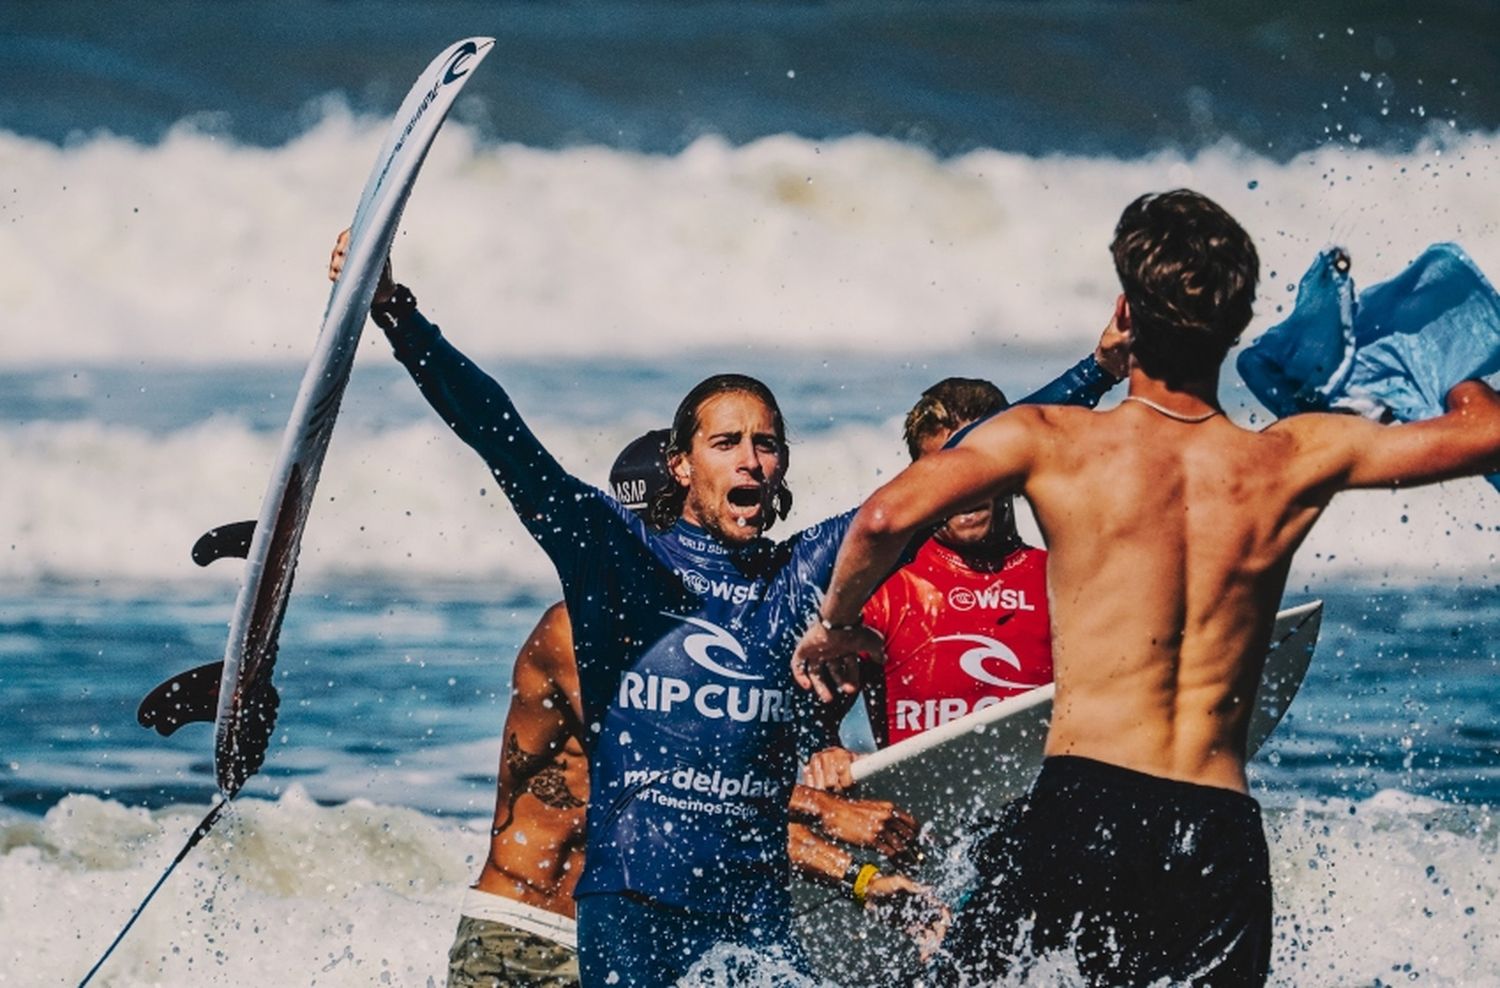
646, 373, 793, 533
1111, 189, 1259, 387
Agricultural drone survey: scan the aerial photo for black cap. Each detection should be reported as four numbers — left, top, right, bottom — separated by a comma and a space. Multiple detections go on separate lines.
609, 428, 673, 517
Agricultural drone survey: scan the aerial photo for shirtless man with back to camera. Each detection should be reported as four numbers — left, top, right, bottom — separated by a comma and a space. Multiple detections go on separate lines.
794, 189, 1500, 986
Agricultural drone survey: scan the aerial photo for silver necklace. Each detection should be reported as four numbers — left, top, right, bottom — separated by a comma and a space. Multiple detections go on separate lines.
1122, 395, 1222, 424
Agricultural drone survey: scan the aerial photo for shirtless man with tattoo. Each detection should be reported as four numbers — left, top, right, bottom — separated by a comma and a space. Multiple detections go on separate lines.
446, 601, 589, 988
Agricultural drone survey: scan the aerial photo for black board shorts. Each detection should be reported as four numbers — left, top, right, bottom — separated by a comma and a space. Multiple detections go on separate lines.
928, 755, 1272, 987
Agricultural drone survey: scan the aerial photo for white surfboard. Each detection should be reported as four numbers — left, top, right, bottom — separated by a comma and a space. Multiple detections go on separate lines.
106, 41, 497, 985
209, 38, 495, 797
850, 599, 1321, 825
795, 600, 1322, 977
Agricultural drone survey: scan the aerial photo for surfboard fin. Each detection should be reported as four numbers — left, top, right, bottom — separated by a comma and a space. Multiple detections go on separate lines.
191, 521, 256, 567
138, 660, 281, 785
137, 662, 224, 737
220, 677, 281, 795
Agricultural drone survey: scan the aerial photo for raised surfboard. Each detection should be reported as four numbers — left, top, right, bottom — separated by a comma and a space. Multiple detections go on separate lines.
84, 39, 495, 988
206, 36, 496, 796
794, 600, 1322, 981
137, 37, 496, 797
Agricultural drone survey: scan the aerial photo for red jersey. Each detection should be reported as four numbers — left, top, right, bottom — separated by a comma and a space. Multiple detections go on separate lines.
862, 539, 1052, 744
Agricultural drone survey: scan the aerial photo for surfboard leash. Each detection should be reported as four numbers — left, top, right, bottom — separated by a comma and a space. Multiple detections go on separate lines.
76, 796, 230, 987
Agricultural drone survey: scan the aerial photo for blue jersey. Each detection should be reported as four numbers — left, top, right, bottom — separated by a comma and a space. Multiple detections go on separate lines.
383, 309, 1117, 915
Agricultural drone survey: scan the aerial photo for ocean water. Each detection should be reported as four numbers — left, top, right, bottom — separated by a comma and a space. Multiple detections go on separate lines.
2, 3, 1498, 985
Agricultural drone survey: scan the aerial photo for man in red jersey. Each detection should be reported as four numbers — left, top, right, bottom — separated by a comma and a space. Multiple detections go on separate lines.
803, 370, 1122, 788
870, 379, 1052, 747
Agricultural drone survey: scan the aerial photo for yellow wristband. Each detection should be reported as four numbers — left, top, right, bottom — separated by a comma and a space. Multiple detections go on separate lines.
851, 863, 879, 906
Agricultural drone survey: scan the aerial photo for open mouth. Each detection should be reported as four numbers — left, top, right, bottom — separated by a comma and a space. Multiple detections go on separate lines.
727, 486, 763, 509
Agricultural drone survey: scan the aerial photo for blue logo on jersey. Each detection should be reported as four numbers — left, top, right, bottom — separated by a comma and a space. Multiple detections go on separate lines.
663, 613, 761, 681
614, 615, 788, 722
677, 569, 763, 605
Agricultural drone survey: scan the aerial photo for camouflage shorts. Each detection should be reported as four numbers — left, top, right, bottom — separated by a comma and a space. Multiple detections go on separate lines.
446, 915, 580, 988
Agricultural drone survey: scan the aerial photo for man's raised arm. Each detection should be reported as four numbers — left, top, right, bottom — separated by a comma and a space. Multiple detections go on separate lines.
1345, 381, 1500, 487
328, 231, 615, 568
942, 311, 1129, 450
792, 407, 1045, 701
1283, 380, 1500, 495
1018, 307, 1131, 407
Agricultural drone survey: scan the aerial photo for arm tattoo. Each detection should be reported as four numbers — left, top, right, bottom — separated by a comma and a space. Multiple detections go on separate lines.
500, 731, 584, 818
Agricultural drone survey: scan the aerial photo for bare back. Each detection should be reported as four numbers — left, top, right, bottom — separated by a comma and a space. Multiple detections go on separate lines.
795, 377, 1497, 793
1022, 403, 1330, 791
999, 381, 1500, 792
475, 602, 589, 915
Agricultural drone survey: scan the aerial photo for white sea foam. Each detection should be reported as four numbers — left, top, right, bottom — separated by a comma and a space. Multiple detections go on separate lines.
1, 409, 1496, 586
2, 789, 1494, 987
3, 113, 1497, 586
0, 789, 471, 988
1265, 795, 1500, 986
2, 113, 1498, 365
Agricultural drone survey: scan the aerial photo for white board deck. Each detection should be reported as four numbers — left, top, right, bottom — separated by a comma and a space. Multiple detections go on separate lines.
853, 599, 1322, 825
795, 599, 1322, 979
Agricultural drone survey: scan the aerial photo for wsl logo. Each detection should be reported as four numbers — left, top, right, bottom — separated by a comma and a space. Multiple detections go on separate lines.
677, 568, 763, 605
615, 614, 789, 722
680, 569, 713, 596
947, 585, 1036, 612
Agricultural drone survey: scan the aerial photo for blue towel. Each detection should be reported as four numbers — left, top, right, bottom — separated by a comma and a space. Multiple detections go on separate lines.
1237, 242, 1500, 492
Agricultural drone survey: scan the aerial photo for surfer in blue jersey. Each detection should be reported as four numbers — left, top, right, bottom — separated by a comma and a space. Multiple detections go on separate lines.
444, 432, 939, 988
795, 189, 1500, 986
330, 235, 1123, 986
